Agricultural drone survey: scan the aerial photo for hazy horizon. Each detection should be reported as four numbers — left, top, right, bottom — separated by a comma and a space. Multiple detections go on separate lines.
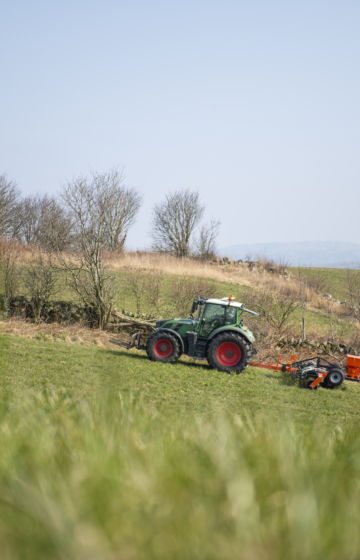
220, 239, 360, 268
1, 0, 359, 250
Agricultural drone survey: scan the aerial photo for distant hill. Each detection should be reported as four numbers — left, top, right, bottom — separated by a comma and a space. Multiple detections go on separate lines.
220, 241, 360, 268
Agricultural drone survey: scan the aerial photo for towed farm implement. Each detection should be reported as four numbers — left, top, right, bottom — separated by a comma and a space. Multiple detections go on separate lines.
249, 354, 360, 390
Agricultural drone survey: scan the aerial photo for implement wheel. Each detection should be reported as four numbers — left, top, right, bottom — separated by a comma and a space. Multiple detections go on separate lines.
322, 367, 345, 389
146, 331, 181, 363
207, 333, 249, 373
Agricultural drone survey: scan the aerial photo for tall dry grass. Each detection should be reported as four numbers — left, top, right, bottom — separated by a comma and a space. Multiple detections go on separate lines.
0, 390, 359, 560
108, 252, 351, 320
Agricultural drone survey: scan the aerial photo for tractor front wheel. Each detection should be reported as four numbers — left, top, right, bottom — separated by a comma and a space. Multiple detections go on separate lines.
146, 332, 181, 363
207, 333, 249, 373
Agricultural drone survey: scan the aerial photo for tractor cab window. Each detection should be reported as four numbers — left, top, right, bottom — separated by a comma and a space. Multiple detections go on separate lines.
225, 306, 237, 324
199, 304, 236, 336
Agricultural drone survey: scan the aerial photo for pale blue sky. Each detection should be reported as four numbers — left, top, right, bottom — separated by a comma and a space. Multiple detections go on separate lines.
1, 0, 359, 249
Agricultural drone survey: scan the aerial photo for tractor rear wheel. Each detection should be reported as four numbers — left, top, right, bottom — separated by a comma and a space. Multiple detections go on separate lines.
146, 331, 181, 363
207, 333, 249, 373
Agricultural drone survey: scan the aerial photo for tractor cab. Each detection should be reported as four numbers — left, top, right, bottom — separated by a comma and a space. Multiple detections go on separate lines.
191, 297, 257, 338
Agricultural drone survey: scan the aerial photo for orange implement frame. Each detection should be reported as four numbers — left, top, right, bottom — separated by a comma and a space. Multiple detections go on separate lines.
249, 354, 298, 374
346, 355, 360, 381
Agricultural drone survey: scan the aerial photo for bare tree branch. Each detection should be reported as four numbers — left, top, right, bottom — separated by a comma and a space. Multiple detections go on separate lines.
195, 219, 220, 260
93, 170, 141, 251
0, 175, 19, 237
245, 288, 299, 335
152, 189, 204, 257
0, 239, 20, 313
24, 250, 57, 323
14, 195, 72, 251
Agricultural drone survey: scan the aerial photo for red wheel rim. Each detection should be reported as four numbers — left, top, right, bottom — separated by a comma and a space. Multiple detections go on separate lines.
153, 338, 174, 359
215, 342, 241, 367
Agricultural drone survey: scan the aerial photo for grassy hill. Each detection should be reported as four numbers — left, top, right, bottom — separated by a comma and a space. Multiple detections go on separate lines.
2, 250, 359, 344
0, 332, 360, 559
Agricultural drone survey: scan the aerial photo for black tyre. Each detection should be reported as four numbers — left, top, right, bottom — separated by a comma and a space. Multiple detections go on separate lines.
146, 331, 181, 363
322, 367, 345, 389
207, 332, 249, 373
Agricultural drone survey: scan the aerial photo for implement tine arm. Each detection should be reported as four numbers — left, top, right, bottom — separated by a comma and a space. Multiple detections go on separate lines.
249, 354, 298, 374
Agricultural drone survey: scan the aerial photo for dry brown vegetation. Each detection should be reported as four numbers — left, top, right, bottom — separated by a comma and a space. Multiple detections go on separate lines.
0, 242, 338, 309
2, 243, 359, 320
0, 317, 113, 347
106, 251, 343, 312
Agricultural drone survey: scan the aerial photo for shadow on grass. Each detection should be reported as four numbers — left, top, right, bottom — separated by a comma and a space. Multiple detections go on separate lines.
109, 349, 308, 380
107, 348, 212, 371
260, 371, 300, 387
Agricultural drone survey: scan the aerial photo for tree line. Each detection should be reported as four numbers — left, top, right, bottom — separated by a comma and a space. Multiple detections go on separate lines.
0, 170, 219, 259
0, 169, 220, 329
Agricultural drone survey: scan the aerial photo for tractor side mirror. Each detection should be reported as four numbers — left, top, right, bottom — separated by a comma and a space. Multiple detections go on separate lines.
191, 301, 198, 314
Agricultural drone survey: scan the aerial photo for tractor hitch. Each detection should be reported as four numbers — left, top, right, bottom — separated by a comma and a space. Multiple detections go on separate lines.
110, 331, 145, 351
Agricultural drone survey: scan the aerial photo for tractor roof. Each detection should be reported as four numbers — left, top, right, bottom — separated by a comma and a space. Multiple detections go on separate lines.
205, 298, 245, 309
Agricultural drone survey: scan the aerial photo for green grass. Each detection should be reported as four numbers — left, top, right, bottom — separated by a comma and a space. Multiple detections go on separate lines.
295, 267, 360, 301
112, 272, 245, 316
1, 332, 360, 559
2, 333, 360, 422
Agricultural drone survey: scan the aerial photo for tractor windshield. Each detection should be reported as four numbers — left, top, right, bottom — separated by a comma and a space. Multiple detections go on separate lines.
199, 304, 237, 336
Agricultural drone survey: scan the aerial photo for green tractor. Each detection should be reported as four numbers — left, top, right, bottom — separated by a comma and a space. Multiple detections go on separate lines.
145, 297, 258, 373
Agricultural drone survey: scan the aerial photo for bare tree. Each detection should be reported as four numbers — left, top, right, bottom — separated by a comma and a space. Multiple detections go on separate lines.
245, 288, 299, 335
124, 269, 148, 316
24, 251, 57, 323
152, 189, 204, 257
37, 197, 72, 251
196, 219, 220, 260
0, 175, 19, 237
60, 174, 116, 329
124, 269, 163, 316
13, 196, 40, 244
169, 277, 217, 316
94, 170, 141, 251
15, 195, 72, 251
144, 273, 163, 314
0, 239, 19, 313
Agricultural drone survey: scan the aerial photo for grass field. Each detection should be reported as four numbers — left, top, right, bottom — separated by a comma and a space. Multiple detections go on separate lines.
295, 267, 360, 301
1, 331, 360, 559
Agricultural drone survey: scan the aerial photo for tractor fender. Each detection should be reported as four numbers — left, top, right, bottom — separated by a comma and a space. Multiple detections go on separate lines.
207, 326, 255, 346
156, 328, 185, 353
